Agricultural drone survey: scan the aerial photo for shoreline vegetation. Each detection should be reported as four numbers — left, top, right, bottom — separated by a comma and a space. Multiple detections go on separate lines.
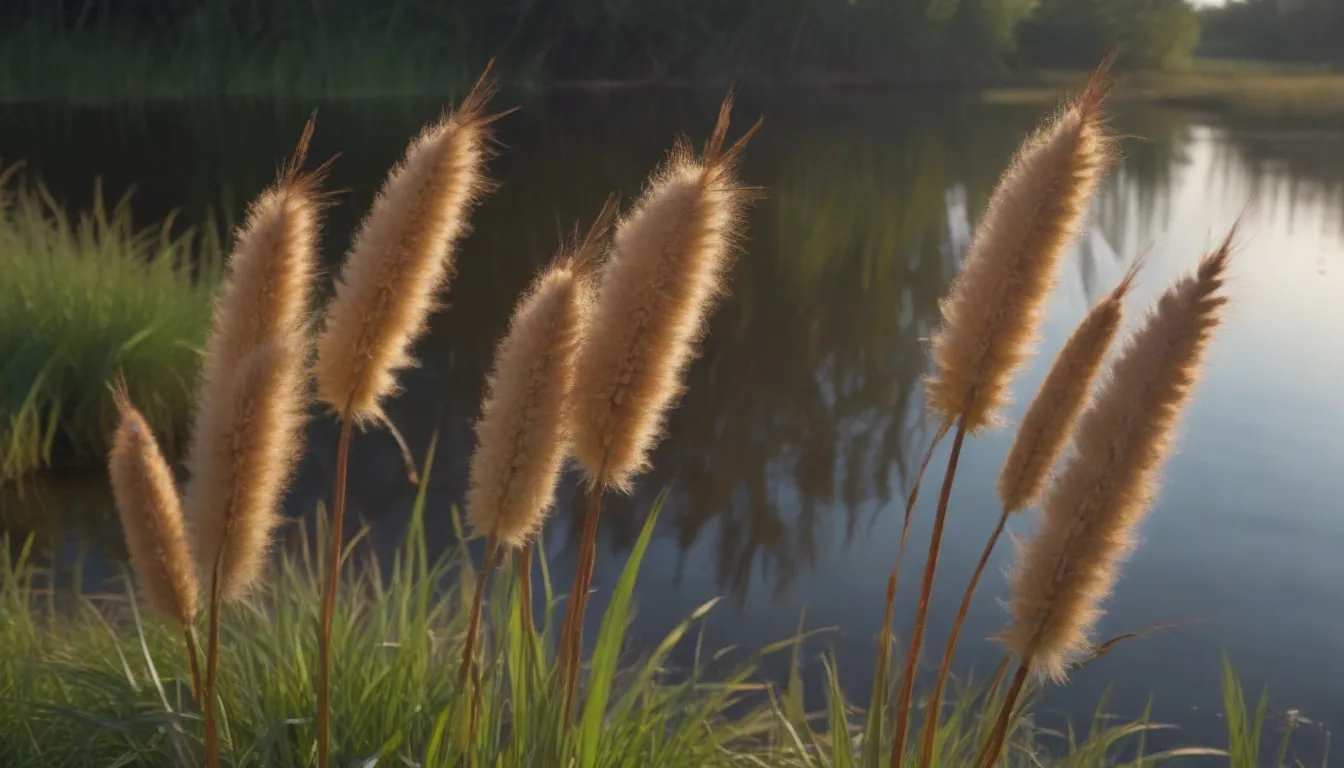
1, 61, 1325, 767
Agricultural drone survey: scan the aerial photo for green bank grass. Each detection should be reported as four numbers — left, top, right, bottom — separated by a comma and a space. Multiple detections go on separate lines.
0, 450, 1278, 765
0, 168, 221, 481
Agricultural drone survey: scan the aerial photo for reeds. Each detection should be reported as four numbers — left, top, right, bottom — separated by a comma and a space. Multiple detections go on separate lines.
976, 230, 1236, 766
458, 200, 616, 726
559, 94, 759, 716
108, 383, 202, 699
310, 73, 499, 768
917, 259, 1140, 766
890, 62, 1115, 767
182, 122, 322, 768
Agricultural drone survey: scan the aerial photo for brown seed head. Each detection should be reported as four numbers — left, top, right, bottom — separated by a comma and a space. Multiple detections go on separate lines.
570, 94, 760, 491
998, 258, 1140, 512
185, 340, 308, 601
926, 64, 1114, 432
466, 200, 617, 547
1002, 229, 1235, 680
109, 385, 199, 626
313, 77, 498, 422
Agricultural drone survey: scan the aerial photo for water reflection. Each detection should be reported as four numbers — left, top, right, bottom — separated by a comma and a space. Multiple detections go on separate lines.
3, 93, 1344, 755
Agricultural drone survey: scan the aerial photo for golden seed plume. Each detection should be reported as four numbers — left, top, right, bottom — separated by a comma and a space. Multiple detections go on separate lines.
925, 63, 1114, 432
466, 199, 617, 547
998, 258, 1141, 512
1002, 229, 1235, 680
185, 340, 308, 601
570, 94, 760, 491
109, 384, 199, 626
313, 76, 500, 422
196, 116, 324, 409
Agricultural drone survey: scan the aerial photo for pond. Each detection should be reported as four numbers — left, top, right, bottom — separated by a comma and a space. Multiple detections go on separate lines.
2, 89, 1342, 760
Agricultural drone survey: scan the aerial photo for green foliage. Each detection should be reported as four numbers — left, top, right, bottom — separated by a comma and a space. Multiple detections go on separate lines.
0, 169, 220, 480
1017, 0, 1200, 70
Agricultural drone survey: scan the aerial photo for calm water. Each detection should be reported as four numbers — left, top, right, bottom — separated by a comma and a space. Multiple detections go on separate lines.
3, 90, 1343, 760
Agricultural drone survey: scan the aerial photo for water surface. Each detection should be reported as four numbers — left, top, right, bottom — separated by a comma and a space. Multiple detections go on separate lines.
3, 90, 1342, 760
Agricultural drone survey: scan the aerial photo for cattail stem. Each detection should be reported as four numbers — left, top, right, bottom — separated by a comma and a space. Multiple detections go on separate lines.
918, 506, 1011, 767
317, 415, 354, 768
203, 551, 225, 768
974, 660, 1030, 768
519, 542, 534, 639
184, 625, 203, 704
560, 480, 606, 722
890, 414, 969, 768
870, 423, 948, 748
459, 533, 500, 688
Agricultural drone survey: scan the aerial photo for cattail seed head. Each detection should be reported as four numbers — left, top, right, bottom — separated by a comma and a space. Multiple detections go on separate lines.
1002, 229, 1235, 680
998, 259, 1140, 512
185, 340, 307, 600
109, 385, 198, 626
466, 201, 616, 547
197, 117, 323, 411
313, 78, 498, 422
926, 64, 1114, 433
570, 95, 759, 491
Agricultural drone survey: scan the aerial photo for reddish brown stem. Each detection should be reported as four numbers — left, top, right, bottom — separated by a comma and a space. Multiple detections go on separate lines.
918, 507, 1010, 767
184, 625, 203, 704
974, 661, 1030, 768
459, 534, 500, 687
519, 542, 535, 639
317, 416, 353, 768
890, 421, 952, 607
890, 415, 969, 768
560, 481, 606, 722
203, 550, 224, 768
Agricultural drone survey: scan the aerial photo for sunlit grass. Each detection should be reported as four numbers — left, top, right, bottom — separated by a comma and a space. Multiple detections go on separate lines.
0, 168, 221, 480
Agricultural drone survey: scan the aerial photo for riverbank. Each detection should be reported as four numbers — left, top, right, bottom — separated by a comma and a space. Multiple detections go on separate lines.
0, 484, 1273, 766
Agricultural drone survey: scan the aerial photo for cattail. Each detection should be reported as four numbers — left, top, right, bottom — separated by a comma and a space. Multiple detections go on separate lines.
313, 78, 497, 422
570, 96, 759, 491
925, 64, 1114, 433
196, 118, 323, 409
109, 386, 198, 626
466, 202, 614, 547
998, 258, 1141, 512
1002, 231, 1234, 681
185, 340, 307, 600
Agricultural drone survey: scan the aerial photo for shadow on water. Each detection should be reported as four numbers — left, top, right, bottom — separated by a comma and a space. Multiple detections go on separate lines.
3, 89, 1341, 760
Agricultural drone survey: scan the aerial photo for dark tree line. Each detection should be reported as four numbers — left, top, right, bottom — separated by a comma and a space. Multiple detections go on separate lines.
1199, 0, 1344, 64
2, 0, 1217, 83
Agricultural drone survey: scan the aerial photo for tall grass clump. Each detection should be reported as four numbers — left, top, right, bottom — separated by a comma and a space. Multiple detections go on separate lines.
0, 165, 221, 481
310, 73, 499, 768
889, 61, 1117, 765
561, 94, 760, 715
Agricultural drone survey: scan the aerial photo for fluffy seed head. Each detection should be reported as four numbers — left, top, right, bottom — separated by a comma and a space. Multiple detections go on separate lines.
185, 340, 308, 601
998, 258, 1140, 512
926, 64, 1114, 432
313, 77, 498, 422
197, 116, 323, 406
466, 201, 616, 547
570, 95, 760, 491
1002, 230, 1234, 680
109, 385, 199, 626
